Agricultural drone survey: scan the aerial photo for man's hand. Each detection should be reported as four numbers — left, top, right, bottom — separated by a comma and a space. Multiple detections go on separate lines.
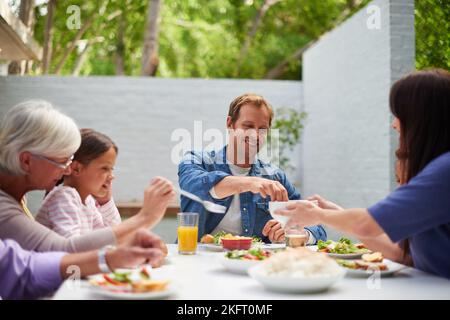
245, 177, 288, 201
262, 219, 285, 243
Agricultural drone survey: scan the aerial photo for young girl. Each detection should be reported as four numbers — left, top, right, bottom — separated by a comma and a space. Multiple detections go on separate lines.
36, 129, 122, 237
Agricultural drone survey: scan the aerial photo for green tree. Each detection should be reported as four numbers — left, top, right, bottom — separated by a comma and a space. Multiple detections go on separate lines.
415, 0, 450, 71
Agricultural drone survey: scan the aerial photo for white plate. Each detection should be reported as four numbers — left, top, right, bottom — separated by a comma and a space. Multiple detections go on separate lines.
254, 243, 286, 250
200, 243, 224, 252
219, 256, 262, 274
87, 282, 175, 300
341, 259, 406, 277
327, 252, 368, 259
248, 264, 346, 293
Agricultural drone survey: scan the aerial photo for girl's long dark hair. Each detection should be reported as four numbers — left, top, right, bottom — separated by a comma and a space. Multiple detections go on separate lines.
390, 68, 450, 184
390, 68, 450, 257
75, 128, 118, 165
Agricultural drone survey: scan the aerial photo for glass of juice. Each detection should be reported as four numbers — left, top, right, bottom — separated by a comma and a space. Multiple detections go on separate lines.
177, 212, 199, 255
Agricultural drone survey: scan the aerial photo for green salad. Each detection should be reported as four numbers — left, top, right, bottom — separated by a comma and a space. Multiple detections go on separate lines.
225, 249, 271, 261
317, 237, 370, 254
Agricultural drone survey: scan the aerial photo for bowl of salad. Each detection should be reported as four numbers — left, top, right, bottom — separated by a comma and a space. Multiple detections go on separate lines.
219, 249, 272, 274
317, 237, 371, 259
201, 231, 263, 251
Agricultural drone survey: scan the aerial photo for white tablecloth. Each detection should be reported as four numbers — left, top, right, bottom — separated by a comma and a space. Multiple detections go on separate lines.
53, 244, 450, 300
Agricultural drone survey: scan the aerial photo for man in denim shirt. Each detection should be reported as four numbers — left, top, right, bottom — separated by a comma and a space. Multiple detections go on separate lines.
178, 93, 326, 243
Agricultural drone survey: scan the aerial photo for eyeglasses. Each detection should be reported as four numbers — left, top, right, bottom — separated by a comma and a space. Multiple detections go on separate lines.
32, 154, 74, 170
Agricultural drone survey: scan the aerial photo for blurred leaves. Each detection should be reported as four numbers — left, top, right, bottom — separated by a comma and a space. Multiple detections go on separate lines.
27, 0, 449, 78
415, 0, 450, 71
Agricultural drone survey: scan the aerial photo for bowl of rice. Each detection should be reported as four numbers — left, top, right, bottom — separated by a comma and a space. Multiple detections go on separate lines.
248, 247, 345, 293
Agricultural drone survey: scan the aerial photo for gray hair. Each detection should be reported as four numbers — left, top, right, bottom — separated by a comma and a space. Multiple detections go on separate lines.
0, 100, 81, 175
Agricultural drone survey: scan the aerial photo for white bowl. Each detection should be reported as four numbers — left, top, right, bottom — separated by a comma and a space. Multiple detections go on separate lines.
219, 255, 262, 275
268, 200, 316, 227
248, 264, 346, 293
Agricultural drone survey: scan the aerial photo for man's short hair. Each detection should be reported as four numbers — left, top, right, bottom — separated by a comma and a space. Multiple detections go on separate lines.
228, 93, 274, 126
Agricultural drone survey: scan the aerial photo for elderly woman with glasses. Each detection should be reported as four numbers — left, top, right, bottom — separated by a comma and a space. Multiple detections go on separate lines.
0, 100, 175, 254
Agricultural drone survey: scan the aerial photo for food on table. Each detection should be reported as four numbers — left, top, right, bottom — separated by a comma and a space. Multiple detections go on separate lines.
317, 237, 371, 254
361, 252, 383, 263
132, 279, 171, 293
337, 252, 388, 271
257, 247, 343, 278
200, 234, 214, 244
89, 266, 170, 293
221, 237, 253, 250
200, 231, 263, 246
225, 249, 272, 261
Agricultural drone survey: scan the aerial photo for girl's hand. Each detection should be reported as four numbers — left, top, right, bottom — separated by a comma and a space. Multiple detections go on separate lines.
139, 177, 176, 228
307, 194, 343, 211
94, 183, 113, 206
275, 201, 322, 229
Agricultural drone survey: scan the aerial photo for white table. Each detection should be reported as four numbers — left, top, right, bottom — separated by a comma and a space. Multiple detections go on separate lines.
53, 244, 450, 300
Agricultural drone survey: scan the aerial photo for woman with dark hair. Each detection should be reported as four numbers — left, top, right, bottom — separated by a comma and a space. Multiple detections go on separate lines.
276, 69, 450, 279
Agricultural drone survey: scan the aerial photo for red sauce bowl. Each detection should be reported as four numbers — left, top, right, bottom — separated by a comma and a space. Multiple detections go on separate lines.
221, 238, 253, 250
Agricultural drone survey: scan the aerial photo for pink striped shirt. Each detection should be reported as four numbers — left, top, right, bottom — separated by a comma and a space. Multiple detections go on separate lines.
36, 185, 122, 238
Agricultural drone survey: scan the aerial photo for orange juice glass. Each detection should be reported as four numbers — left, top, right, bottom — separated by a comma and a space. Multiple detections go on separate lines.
177, 212, 199, 255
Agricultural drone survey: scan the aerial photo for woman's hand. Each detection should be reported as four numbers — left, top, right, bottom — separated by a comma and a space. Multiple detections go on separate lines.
138, 177, 176, 228
275, 201, 323, 229
262, 219, 285, 243
307, 194, 344, 211
107, 229, 167, 269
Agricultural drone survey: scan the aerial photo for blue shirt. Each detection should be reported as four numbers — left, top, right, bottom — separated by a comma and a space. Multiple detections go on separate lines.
178, 146, 327, 243
368, 151, 450, 279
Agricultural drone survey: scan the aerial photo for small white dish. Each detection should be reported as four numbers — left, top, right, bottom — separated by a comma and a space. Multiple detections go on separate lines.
200, 243, 224, 252
269, 200, 317, 227
219, 255, 262, 275
342, 259, 406, 277
254, 243, 286, 250
248, 264, 345, 293
327, 252, 368, 259
86, 276, 175, 300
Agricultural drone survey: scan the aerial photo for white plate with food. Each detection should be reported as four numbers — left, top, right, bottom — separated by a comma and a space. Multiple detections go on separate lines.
248, 248, 346, 293
87, 266, 174, 300
337, 252, 406, 277
317, 238, 371, 259
200, 243, 225, 252
219, 249, 272, 274
254, 243, 286, 251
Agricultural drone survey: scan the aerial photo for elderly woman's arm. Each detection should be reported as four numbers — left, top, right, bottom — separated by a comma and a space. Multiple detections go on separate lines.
0, 231, 165, 299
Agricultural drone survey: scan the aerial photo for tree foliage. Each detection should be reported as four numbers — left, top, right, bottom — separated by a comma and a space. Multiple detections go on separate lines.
9, 0, 449, 78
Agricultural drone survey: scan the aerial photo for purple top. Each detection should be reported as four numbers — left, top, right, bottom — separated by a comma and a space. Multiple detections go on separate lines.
369, 152, 450, 279
0, 239, 66, 299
